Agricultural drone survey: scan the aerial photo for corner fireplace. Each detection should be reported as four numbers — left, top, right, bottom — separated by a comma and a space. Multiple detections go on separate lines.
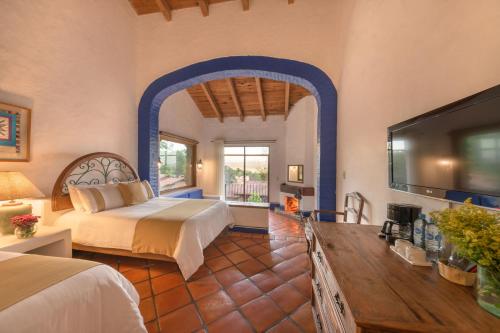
285, 196, 299, 213
278, 183, 315, 218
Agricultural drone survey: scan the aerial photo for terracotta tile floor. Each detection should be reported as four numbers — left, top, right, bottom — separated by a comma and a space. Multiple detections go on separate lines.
74, 212, 315, 333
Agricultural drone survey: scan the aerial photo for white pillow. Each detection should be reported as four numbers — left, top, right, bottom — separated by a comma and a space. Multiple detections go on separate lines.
142, 180, 155, 199
68, 186, 85, 212
76, 184, 125, 213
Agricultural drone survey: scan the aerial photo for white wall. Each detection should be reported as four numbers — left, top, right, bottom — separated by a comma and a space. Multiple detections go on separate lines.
159, 90, 204, 142
337, 0, 500, 224
135, 0, 355, 100
0, 0, 137, 220
285, 96, 318, 188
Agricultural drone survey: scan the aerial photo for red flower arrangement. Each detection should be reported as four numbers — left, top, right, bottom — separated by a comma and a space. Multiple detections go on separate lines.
10, 214, 39, 228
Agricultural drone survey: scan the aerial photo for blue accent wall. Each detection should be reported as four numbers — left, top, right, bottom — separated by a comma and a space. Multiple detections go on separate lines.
138, 56, 337, 220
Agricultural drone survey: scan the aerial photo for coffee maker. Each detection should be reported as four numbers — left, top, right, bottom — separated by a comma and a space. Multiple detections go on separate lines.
379, 203, 422, 243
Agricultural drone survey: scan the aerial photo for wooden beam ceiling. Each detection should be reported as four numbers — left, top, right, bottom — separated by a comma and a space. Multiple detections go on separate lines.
284, 82, 290, 120
197, 0, 209, 17
226, 78, 244, 121
200, 82, 223, 122
186, 77, 311, 121
154, 0, 172, 21
241, 0, 249, 11
255, 78, 266, 121
129, 0, 295, 22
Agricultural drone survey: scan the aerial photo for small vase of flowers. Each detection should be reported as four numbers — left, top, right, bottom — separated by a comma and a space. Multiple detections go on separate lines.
11, 214, 39, 239
430, 199, 499, 317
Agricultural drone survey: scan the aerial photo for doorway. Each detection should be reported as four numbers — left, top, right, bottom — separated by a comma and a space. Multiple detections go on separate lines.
138, 56, 338, 219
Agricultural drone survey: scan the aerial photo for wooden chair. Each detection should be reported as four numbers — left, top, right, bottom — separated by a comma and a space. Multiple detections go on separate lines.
311, 192, 366, 224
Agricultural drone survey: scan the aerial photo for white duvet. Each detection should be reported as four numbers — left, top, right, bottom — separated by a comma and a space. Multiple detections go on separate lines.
0, 251, 146, 333
55, 197, 234, 279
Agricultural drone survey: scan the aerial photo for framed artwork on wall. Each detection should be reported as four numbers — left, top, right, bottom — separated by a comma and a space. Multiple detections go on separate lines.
0, 102, 31, 162
288, 164, 304, 183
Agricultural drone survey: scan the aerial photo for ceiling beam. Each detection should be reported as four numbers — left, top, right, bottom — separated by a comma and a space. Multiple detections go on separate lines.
241, 0, 250, 11
200, 83, 223, 122
155, 0, 172, 21
226, 78, 244, 121
255, 78, 266, 121
197, 0, 209, 16
284, 82, 290, 120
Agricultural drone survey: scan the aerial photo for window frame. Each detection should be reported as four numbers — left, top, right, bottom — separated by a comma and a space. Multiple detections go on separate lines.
223, 145, 270, 203
158, 131, 198, 194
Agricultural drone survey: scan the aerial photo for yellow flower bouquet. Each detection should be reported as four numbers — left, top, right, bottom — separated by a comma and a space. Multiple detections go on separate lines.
430, 199, 499, 317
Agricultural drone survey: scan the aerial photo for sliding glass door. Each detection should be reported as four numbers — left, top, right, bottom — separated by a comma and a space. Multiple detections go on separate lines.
224, 146, 269, 203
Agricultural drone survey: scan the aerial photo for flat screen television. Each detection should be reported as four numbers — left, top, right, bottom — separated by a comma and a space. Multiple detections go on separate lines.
388, 84, 500, 209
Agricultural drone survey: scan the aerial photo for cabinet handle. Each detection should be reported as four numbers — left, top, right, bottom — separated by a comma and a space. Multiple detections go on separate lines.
315, 312, 323, 331
334, 292, 345, 315
316, 251, 323, 264
314, 279, 322, 299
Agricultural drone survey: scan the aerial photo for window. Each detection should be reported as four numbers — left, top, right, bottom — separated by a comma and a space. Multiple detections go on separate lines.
158, 132, 197, 193
224, 146, 269, 203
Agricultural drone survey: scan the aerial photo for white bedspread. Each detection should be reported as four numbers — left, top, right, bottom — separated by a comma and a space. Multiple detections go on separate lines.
0, 251, 146, 333
55, 197, 234, 279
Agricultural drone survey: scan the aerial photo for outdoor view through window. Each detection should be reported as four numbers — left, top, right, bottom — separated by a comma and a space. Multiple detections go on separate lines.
224, 146, 269, 203
159, 139, 194, 192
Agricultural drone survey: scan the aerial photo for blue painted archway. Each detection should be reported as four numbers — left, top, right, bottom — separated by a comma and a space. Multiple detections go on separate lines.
138, 56, 337, 215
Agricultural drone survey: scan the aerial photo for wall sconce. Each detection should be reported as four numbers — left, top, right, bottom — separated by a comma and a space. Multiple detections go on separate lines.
196, 159, 203, 170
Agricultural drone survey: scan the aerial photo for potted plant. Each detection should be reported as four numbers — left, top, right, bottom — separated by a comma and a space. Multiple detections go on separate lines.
10, 214, 39, 239
430, 199, 499, 317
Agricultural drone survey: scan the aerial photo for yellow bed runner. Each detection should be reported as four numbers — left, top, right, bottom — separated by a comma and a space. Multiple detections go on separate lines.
132, 199, 218, 257
0, 255, 100, 311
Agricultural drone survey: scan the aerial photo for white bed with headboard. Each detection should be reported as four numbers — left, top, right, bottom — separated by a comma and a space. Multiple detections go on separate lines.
52, 152, 233, 279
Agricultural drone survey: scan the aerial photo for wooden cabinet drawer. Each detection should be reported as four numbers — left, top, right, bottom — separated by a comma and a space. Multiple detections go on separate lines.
313, 270, 344, 333
312, 235, 356, 333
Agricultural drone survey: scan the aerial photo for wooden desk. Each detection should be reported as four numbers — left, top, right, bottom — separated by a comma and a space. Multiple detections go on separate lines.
308, 221, 498, 333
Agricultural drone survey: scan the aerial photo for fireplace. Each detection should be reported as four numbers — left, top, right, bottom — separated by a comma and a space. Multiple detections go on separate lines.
285, 196, 299, 213
277, 183, 315, 218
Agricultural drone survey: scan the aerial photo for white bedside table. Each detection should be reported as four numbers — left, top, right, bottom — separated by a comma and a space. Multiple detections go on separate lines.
0, 225, 72, 258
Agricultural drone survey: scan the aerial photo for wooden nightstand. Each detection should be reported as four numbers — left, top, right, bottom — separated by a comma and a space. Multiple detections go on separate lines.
0, 225, 72, 258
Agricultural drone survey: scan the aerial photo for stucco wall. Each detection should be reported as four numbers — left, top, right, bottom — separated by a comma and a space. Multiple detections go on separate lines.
337, 0, 500, 224
135, 0, 355, 100
159, 90, 204, 141
0, 0, 137, 201
285, 96, 318, 189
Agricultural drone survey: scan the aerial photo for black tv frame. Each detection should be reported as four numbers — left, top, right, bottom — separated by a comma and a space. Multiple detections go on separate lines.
387, 84, 500, 209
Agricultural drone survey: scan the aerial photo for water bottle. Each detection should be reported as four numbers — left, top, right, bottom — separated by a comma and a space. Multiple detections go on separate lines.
425, 218, 442, 262
413, 213, 426, 249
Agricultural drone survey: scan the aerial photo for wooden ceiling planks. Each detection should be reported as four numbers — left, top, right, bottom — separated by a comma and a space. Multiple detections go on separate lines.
129, 0, 295, 22
284, 82, 290, 120
155, 0, 172, 21
186, 77, 311, 121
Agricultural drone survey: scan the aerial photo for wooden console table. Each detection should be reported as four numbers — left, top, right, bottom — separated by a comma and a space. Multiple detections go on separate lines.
308, 221, 498, 332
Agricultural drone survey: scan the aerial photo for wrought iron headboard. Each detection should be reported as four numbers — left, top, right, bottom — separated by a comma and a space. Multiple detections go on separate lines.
51, 152, 139, 211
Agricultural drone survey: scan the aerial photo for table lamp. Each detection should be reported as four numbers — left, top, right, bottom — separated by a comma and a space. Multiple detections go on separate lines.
0, 171, 44, 206
0, 172, 44, 234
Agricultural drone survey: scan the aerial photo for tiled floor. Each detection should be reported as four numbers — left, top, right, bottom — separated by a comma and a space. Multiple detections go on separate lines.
74, 212, 315, 333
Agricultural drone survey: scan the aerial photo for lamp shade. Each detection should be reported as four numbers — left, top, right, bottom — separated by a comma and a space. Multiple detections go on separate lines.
0, 172, 44, 201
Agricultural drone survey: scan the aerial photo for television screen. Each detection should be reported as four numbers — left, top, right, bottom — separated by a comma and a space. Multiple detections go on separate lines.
388, 85, 500, 208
